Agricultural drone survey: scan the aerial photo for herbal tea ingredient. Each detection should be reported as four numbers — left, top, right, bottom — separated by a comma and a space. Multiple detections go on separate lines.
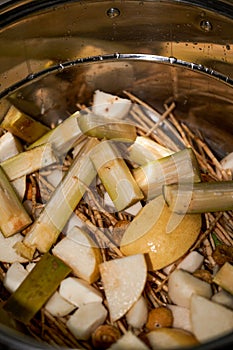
0, 89, 233, 350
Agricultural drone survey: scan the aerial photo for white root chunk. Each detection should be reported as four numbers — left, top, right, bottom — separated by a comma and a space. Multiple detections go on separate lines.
66, 302, 107, 340
211, 290, 233, 310
168, 269, 212, 308
3, 262, 28, 293
108, 331, 150, 350
0, 231, 28, 263
190, 294, 233, 342
59, 277, 102, 307
163, 251, 204, 275
126, 295, 148, 329
0, 131, 23, 162
99, 254, 147, 322
45, 291, 76, 317
52, 226, 102, 283
93, 90, 132, 119
167, 304, 192, 333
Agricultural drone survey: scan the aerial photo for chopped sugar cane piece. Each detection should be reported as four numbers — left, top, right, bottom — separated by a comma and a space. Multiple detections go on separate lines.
78, 112, 137, 142
90, 140, 143, 211
1, 105, 49, 143
3, 253, 71, 324
92, 90, 132, 119
0, 132, 23, 162
0, 166, 32, 237
27, 111, 82, 155
163, 181, 233, 214
133, 148, 201, 201
1, 143, 57, 181
18, 138, 99, 258
128, 136, 174, 165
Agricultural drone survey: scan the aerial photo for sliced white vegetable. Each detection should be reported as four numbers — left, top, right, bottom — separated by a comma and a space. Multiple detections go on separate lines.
0, 132, 23, 162
52, 226, 103, 283
99, 254, 147, 322
213, 262, 233, 295
124, 201, 143, 216
126, 295, 148, 329
11, 175, 26, 201
190, 294, 233, 342
108, 331, 150, 350
59, 277, 102, 307
45, 291, 76, 317
3, 262, 28, 293
220, 151, 233, 173
163, 251, 204, 275
25, 262, 36, 273
147, 328, 198, 349
211, 290, 233, 310
167, 304, 192, 332
0, 231, 28, 263
168, 269, 212, 308
92, 90, 132, 119
66, 302, 107, 340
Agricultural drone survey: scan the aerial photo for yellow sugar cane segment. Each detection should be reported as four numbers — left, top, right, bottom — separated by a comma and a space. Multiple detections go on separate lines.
0, 167, 32, 237
77, 112, 137, 142
163, 181, 233, 214
1, 105, 49, 144
21, 138, 99, 258
90, 140, 144, 212
27, 111, 82, 154
133, 148, 201, 201
128, 136, 174, 165
1, 143, 57, 181
3, 252, 71, 324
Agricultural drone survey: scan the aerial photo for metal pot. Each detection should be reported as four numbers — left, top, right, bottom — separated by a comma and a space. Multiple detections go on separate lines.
0, 1, 232, 349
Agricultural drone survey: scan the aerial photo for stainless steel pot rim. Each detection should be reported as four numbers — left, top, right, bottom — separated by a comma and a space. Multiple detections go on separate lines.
1, 52, 233, 100
1, 0, 233, 27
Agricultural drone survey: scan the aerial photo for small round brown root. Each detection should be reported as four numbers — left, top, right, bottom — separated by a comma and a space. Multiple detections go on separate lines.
193, 269, 213, 284
111, 220, 130, 246
92, 324, 121, 349
146, 307, 173, 330
212, 244, 233, 266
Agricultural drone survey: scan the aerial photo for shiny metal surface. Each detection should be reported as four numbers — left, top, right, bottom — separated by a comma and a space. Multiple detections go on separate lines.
0, 1, 233, 350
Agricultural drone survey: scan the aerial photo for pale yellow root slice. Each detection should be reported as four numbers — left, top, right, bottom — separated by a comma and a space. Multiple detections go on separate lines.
99, 254, 147, 322
120, 196, 202, 270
